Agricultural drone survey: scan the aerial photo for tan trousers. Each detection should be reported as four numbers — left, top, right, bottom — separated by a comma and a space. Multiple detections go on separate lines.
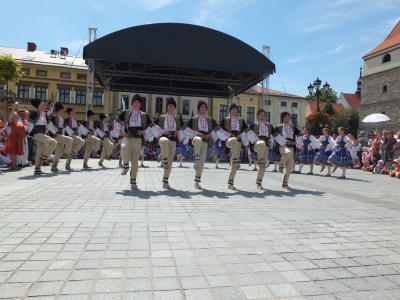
66, 135, 85, 166
226, 137, 242, 184
83, 134, 100, 163
158, 137, 176, 183
121, 137, 142, 184
34, 133, 57, 168
100, 137, 113, 163
279, 145, 294, 184
52, 134, 73, 167
253, 141, 269, 184
193, 137, 208, 182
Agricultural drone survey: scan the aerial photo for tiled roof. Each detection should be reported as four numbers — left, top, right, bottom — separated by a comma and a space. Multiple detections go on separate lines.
251, 86, 306, 99
0, 46, 86, 69
363, 21, 400, 58
306, 102, 344, 115
342, 93, 361, 109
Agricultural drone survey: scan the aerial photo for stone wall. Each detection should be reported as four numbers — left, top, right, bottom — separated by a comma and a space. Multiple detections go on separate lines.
359, 66, 400, 134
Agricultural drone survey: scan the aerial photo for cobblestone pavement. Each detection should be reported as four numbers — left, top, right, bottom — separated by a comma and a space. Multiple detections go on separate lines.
0, 158, 399, 300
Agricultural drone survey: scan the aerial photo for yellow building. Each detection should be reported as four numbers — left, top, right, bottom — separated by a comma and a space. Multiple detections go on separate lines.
0, 43, 110, 121
212, 86, 307, 128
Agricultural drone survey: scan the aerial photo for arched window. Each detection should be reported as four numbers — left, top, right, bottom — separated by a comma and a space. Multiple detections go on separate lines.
382, 54, 391, 63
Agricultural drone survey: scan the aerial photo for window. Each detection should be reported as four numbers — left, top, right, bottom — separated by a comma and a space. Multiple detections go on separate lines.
382, 54, 391, 63
264, 100, 271, 105
18, 85, 29, 98
77, 74, 87, 80
76, 90, 86, 104
266, 112, 271, 123
21, 69, 30, 75
59, 88, 70, 103
383, 85, 387, 93
281, 101, 287, 107
93, 91, 102, 106
141, 97, 146, 111
292, 102, 298, 107
219, 104, 228, 121
155, 97, 163, 114
246, 107, 255, 123
35, 87, 46, 100
60, 72, 71, 79
292, 114, 298, 124
0, 83, 4, 96
182, 99, 190, 115
36, 70, 47, 76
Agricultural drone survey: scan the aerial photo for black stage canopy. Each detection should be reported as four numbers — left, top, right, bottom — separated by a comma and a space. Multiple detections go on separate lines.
83, 23, 275, 98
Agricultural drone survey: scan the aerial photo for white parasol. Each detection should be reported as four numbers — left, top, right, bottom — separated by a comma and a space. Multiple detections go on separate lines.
362, 113, 390, 123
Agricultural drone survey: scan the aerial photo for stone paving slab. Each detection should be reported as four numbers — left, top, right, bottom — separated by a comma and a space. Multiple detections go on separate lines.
0, 158, 399, 299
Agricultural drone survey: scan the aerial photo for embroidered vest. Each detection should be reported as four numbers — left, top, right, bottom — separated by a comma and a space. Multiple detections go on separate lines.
124, 109, 146, 132
191, 115, 212, 133
157, 114, 182, 130
252, 121, 272, 137
223, 116, 243, 133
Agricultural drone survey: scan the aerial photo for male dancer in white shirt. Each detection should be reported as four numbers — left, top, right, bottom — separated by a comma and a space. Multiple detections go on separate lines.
64, 108, 85, 170
185, 101, 219, 189
154, 97, 186, 189
98, 113, 113, 167
49, 103, 73, 172
272, 112, 302, 189
219, 103, 250, 190
29, 99, 57, 174
82, 110, 101, 169
116, 94, 154, 189
249, 109, 277, 190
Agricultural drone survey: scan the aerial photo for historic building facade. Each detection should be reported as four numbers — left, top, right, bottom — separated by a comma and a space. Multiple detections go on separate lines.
0, 43, 109, 121
359, 21, 400, 133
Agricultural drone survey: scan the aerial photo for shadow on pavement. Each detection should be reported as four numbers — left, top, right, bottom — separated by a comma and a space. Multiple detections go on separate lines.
116, 187, 326, 200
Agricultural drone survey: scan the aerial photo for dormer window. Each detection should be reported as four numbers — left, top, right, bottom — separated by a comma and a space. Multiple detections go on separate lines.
382, 54, 391, 63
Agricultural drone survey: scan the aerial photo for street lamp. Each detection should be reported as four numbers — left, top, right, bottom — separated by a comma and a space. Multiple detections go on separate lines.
307, 78, 330, 112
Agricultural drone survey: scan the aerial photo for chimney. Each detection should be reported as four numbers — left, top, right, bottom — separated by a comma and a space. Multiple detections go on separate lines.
27, 42, 37, 52
60, 47, 69, 55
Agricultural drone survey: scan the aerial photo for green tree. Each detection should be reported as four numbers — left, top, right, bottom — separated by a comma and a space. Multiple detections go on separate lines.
322, 101, 336, 115
306, 87, 338, 103
306, 111, 331, 135
0, 55, 24, 97
330, 108, 359, 136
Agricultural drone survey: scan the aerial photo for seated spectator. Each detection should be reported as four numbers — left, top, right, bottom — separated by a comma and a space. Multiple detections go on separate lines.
373, 160, 384, 174
361, 147, 370, 171
389, 159, 400, 178
382, 159, 394, 175
383, 131, 397, 162
393, 131, 400, 160
365, 148, 381, 172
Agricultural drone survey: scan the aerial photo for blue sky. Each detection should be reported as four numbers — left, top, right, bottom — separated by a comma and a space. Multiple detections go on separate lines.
2, 0, 399, 98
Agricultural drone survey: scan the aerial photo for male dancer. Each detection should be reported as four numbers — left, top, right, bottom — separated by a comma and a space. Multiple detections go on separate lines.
272, 112, 302, 189
49, 103, 73, 172
249, 109, 277, 190
64, 108, 85, 170
82, 110, 101, 169
116, 94, 154, 189
98, 113, 113, 167
29, 99, 57, 174
154, 97, 186, 189
185, 101, 220, 189
219, 103, 251, 190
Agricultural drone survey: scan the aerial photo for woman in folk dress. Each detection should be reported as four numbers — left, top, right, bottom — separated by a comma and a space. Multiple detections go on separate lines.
328, 127, 354, 179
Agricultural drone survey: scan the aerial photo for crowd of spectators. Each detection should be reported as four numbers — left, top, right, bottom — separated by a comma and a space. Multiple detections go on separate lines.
353, 130, 400, 178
